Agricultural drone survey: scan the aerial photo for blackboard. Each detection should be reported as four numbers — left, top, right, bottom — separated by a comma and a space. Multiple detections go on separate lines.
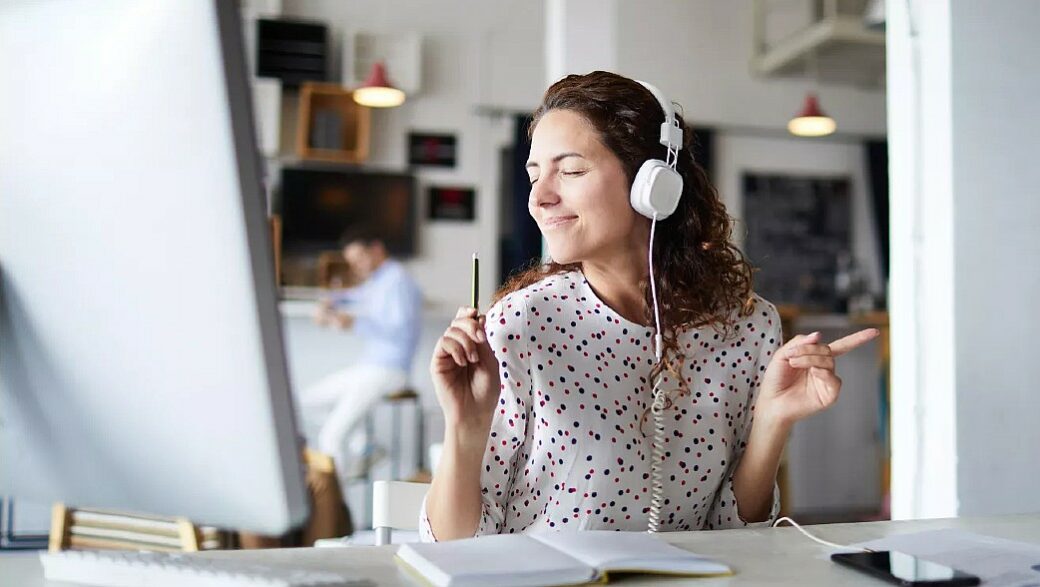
742, 173, 851, 311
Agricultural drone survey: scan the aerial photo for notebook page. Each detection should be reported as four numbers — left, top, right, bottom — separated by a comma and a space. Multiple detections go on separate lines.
395, 534, 596, 587
532, 531, 732, 576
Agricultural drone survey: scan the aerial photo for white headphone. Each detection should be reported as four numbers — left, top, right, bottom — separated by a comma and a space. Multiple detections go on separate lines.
625, 81, 685, 534
630, 81, 684, 221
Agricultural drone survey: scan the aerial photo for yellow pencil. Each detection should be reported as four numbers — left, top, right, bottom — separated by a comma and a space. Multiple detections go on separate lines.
471, 253, 479, 311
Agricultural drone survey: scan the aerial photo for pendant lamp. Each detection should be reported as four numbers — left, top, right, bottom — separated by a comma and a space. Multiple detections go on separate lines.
788, 93, 836, 137
353, 62, 405, 108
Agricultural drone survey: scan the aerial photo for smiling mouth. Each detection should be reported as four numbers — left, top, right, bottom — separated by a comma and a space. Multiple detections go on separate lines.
543, 216, 578, 229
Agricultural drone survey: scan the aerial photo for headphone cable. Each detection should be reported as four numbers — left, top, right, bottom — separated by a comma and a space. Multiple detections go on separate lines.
647, 212, 665, 533
773, 517, 874, 552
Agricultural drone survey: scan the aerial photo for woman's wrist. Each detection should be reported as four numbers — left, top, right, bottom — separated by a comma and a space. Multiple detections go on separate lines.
741, 408, 792, 473
443, 422, 490, 460
732, 408, 792, 523
751, 401, 797, 436
753, 409, 793, 437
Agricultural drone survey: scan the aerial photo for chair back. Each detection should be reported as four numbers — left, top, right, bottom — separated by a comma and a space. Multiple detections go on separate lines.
371, 480, 430, 546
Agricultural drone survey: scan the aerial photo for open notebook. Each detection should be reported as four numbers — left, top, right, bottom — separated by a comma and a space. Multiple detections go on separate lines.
395, 531, 732, 587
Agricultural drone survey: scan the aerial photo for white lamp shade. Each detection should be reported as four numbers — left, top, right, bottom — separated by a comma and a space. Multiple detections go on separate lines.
353, 86, 405, 108
788, 115, 837, 137
788, 93, 836, 137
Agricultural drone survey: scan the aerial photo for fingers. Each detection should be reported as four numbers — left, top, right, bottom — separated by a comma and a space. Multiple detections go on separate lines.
451, 315, 486, 344
785, 327, 880, 358
781, 330, 821, 350
788, 354, 836, 371
809, 367, 842, 402
785, 343, 832, 359
829, 328, 881, 357
437, 335, 471, 368
433, 308, 488, 369
444, 326, 481, 363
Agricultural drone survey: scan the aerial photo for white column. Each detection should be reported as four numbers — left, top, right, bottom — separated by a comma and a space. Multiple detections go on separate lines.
545, 0, 618, 84
541, 0, 619, 258
887, 0, 1040, 519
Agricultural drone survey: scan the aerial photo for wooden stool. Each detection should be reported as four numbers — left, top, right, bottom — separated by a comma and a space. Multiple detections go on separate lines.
359, 388, 425, 529
362, 388, 425, 481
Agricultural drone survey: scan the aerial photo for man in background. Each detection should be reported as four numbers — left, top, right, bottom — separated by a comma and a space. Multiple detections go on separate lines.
304, 227, 423, 483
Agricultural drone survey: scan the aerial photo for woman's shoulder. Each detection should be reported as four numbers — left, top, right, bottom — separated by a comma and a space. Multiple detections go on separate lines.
680, 293, 781, 343
743, 292, 781, 328
723, 292, 781, 338
487, 270, 583, 320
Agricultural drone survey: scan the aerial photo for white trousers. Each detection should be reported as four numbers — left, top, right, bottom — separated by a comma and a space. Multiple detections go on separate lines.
300, 364, 408, 478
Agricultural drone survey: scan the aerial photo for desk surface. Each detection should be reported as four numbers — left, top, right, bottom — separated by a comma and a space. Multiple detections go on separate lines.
4, 514, 1039, 586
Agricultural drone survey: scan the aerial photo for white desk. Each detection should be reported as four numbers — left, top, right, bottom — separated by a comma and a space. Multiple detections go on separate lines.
4, 514, 1038, 586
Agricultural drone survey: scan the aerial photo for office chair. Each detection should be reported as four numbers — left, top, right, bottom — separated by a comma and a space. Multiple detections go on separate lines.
371, 480, 430, 546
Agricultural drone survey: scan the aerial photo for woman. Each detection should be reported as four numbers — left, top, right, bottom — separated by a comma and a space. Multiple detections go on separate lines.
422, 71, 877, 540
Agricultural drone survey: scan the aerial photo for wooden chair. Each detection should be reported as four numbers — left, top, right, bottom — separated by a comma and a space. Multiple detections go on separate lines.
48, 504, 223, 553
237, 448, 354, 549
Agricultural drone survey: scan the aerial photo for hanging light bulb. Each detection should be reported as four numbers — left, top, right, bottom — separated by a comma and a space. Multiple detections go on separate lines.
788, 93, 836, 137
353, 62, 405, 108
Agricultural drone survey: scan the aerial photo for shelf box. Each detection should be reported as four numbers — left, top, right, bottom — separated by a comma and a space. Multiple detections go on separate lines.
294, 82, 370, 164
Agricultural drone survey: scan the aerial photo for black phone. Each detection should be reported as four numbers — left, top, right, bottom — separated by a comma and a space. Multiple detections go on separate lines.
831, 551, 981, 586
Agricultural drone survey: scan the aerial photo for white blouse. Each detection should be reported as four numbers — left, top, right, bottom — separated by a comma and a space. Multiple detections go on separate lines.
420, 270, 782, 540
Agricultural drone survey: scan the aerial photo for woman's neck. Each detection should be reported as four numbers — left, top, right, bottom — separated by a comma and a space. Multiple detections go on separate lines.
581, 252, 649, 326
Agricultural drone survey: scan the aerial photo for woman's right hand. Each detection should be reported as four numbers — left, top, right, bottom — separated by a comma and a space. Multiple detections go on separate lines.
430, 307, 501, 439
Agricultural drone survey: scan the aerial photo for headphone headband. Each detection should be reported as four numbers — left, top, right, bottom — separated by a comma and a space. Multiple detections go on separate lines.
636, 81, 675, 125
636, 81, 683, 156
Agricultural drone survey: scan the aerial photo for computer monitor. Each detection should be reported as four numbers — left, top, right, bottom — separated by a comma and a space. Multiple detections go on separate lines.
0, 1, 309, 534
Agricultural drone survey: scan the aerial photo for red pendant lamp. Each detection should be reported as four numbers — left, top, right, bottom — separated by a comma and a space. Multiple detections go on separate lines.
353, 62, 406, 108
788, 92, 836, 137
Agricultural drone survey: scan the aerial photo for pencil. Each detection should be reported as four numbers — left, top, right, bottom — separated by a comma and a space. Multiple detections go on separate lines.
471, 253, 479, 311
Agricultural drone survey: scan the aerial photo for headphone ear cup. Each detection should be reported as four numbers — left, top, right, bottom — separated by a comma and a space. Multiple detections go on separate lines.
630, 159, 683, 220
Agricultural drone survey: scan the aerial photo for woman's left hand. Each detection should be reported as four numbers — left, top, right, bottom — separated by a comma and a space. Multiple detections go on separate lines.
756, 329, 881, 427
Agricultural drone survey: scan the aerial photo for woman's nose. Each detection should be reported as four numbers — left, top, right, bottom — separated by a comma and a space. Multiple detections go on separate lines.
529, 178, 560, 210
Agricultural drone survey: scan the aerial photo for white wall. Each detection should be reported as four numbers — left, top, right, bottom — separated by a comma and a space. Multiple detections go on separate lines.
949, 0, 1040, 516
614, 0, 887, 136
281, 0, 546, 308
888, 0, 1040, 518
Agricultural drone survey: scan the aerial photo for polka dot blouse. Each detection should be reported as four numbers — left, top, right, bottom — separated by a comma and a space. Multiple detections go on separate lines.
420, 270, 782, 540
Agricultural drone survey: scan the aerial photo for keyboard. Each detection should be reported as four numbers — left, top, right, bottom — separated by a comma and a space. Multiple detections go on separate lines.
40, 549, 371, 587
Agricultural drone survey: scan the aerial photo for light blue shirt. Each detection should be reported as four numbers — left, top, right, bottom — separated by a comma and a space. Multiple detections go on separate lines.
331, 260, 422, 373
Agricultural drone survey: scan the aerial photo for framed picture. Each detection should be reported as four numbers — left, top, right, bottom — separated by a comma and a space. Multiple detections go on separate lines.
428, 186, 475, 221
408, 132, 457, 167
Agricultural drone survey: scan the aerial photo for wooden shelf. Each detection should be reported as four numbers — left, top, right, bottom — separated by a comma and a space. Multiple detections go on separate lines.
295, 82, 370, 164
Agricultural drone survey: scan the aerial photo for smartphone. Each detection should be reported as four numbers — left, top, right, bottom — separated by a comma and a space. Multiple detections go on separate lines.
831, 551, 980, 586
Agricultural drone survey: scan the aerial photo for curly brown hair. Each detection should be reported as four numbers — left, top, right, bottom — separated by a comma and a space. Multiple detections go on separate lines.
492, 71, 755, 385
